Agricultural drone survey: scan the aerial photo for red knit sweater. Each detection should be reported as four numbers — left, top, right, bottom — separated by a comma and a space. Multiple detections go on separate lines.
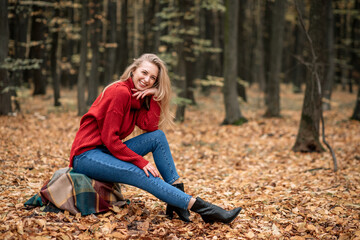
69, 78, 161, 169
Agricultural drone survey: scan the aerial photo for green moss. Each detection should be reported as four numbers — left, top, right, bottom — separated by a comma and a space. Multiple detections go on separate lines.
233, 117, 248, 126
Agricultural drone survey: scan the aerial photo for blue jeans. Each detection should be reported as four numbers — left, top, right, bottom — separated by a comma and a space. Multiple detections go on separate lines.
73, 130, 192, 210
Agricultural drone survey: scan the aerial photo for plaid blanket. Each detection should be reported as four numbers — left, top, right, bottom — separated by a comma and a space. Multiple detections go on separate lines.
24, 167, 128, 215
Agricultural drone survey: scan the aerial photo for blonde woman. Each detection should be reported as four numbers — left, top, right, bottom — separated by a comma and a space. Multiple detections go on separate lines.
70, 53, 241, 223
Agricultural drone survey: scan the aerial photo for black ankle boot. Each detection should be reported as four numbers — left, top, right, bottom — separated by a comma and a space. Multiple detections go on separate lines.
166, 183, 191, 222
190, 197, 241, 224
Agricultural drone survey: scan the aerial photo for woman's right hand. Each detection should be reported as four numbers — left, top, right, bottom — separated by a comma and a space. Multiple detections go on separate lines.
142, 162, 159, 178
132, 88, 158, 100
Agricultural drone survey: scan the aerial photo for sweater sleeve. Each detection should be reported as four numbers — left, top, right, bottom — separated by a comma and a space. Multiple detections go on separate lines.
99, 96, 149, 169
136, 97, 161, 132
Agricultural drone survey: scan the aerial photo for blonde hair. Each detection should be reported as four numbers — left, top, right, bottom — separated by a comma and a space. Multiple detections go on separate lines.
102, 53, 174, 129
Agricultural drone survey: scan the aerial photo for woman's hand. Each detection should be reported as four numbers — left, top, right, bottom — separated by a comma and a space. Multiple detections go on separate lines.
132, 88, 158, 100
142, 162, 159, 178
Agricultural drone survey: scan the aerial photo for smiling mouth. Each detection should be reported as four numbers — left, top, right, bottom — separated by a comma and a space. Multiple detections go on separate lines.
139, 81, 147, 88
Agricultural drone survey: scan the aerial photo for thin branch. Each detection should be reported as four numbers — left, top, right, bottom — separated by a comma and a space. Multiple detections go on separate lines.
294, 0, 338, 172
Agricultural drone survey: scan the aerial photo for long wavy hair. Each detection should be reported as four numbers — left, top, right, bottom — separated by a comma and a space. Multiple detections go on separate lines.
102, 53, 174, 129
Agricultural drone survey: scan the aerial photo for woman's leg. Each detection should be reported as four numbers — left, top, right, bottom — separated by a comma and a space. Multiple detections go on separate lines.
73, 147, 192, 210
123, 130, 180, 184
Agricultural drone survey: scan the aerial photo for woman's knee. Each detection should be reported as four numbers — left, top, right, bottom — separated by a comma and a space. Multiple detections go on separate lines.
150, 129, 166, 140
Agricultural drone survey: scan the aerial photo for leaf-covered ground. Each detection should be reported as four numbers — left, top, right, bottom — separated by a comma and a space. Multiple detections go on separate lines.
1, 85, 359, 239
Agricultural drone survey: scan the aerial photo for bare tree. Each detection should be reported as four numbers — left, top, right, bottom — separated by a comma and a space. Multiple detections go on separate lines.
322, 0, 335, 111
87, 0, 102, 106
222, 0, 247, 125
104, 0, 117, 85
264, 0, 287, 117
77, 0, 88, 116
293, 0, 338, 171
50, 0, 61, 106
351, 83, 360, 120
30, 4, 47, 95
0, 0, 12, 115
292, 0, 306, 93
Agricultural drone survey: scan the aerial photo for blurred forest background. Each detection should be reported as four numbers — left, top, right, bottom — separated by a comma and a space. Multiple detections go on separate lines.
0, 0, 359, 116
1, 0, 360, 238
1, 0, 359, 154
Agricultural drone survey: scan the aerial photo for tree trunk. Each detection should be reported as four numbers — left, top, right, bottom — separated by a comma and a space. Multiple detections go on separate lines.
12, 3, 29, 90
293, 0, 327, 152
30, 5, 47, 95
175, 46, 186, 122
237, 0, 250, 101
351, 82, 360, 120
291, 0, 306, 93
104, 0, 117, 85
350, 0, 360, 120
143, 0, 156, 53
77, 0, 88, 116
322, 0, 335, 111
60, 5, 77, 89
50, 1, 61, 106
116, 0, 128, 76
264, 0, 286, 117
222, 0, 247, 125
253, 0, 266, 91
0, 0, 12, 115
338, 0, 351, 92
263, 0, 273, 84
87, 1, 102, 106
175, 0, 195, 122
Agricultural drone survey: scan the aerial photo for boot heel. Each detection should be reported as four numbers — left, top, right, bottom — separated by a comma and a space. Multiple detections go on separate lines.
191, 197, 242, 224
166, 205, 174, 219
165, 183, 191, 222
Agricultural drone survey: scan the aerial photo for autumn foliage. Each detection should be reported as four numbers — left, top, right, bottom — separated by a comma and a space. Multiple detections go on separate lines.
0, 85, 359, 239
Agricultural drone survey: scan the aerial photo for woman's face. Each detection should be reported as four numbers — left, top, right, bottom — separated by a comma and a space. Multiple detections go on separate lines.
132, 61, 159, 91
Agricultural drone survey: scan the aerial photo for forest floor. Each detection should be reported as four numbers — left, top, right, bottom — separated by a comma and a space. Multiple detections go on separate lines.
0, 84, 359, 240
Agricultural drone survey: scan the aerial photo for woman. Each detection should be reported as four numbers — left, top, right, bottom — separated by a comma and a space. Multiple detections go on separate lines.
70, 53, 241, 223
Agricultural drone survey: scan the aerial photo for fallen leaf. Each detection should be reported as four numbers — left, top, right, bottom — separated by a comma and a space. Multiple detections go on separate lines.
246, 230, 255, 238
272, 224, 281, 237
16, 221, 23, 235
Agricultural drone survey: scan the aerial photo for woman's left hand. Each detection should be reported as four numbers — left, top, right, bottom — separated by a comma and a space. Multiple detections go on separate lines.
142, 162, 160, 178
132, 88, 158, 100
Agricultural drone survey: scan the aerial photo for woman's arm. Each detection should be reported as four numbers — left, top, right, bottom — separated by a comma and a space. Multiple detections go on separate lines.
132, 88, 161, 132
100, 110, 150, 169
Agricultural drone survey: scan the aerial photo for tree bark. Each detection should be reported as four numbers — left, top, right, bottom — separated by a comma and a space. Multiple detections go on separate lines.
0, 0, 12, 115
50, 1, 61, 106
116, 0, 128, 76
143, 0, 156, 53
264, 0, 286, 117
30, 5, 47, 95
77, 0, 88, 116
12, 2, 29, 90
351, 82, 360, 120
322, 0, 335, 111
237, 0, 250, 101
293, 0, 327, 152
175, 0, 195, 122
222, 0, 247, 125
291, 0, 306, 93
350, 0, 360, 120
104, 0, 117, 85
60, 5, 76, 88
87, 1, 102, 106
253, 0, 266, 91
